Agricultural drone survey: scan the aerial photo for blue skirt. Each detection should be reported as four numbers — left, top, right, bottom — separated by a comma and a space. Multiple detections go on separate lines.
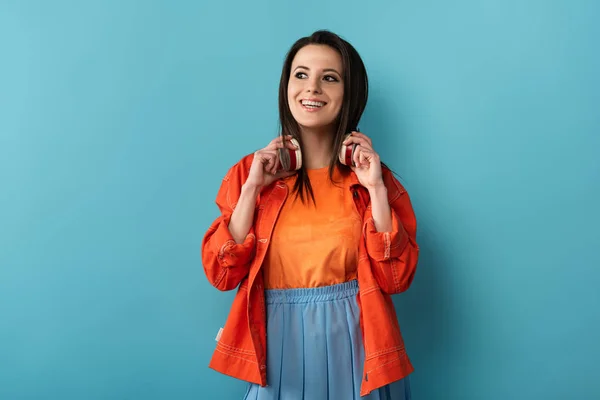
243, 280, 411, 399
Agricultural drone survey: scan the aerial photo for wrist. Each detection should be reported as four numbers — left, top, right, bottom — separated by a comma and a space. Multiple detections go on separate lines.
241, 182, 261, 198
367, 181, 387, 197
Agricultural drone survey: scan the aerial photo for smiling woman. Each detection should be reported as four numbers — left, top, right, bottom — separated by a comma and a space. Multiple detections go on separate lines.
276, 31, 370, 205
201, 30, 419, 400
288, 45, 344, 124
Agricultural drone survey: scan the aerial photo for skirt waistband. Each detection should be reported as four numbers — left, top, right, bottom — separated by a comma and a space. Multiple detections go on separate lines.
265, 280, 358, 304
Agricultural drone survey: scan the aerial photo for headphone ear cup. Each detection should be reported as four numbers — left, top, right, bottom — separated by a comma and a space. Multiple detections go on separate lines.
339, 134, 357, 167
277, 138, 302, 171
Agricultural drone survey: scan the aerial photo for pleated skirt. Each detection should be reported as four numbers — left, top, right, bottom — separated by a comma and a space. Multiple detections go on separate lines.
243, 280, 411, 400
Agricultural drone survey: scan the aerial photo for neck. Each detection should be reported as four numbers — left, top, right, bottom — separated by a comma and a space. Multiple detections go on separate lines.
299, 126, 336, 169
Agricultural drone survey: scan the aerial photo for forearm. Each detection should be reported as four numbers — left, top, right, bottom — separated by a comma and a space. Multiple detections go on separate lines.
365, 185, 419, 294
368, 183, 392, 232
228, 183, 261, 243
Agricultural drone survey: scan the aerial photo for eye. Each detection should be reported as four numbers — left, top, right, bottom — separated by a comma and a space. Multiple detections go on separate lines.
323, 75, 339, 82
294, 72, 308, 79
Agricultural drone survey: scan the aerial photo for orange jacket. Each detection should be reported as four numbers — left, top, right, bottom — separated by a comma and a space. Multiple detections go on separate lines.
201, 154, 419, 396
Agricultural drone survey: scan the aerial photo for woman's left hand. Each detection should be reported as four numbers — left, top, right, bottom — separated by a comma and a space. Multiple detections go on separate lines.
343, 131, 385, 190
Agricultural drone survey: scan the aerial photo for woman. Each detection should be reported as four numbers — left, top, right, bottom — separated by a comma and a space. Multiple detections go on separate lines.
201, 30, 419, 399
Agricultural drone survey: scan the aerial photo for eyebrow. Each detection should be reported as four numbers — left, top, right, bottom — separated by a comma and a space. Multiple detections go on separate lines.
293, 65, 342, 76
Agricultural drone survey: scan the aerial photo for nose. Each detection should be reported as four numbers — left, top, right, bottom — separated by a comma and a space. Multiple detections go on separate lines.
306, 76, 322, 94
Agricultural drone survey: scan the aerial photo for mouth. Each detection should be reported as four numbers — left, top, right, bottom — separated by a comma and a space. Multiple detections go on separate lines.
300, 99, 327, 112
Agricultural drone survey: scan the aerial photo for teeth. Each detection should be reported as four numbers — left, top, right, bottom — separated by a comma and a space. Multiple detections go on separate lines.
301, 100, 324, 107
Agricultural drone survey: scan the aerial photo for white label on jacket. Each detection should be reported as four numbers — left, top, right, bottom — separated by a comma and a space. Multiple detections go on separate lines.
215, 327, 223, 342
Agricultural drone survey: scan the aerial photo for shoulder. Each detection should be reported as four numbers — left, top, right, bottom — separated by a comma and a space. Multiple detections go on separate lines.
212, 153, 256, 209
382, 162, 407, 194
221, 153, 255, 185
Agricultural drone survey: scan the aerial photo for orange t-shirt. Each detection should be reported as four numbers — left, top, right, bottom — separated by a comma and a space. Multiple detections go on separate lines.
262, 166, 363, 289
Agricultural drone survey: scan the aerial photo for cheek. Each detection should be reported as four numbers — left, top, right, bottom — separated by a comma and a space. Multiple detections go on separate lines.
331, 89, 344, 110
287, 80, 301, 98
287, 85, 299, 108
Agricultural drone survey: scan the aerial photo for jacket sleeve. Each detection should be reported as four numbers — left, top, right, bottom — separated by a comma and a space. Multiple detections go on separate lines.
201, 161, 257, 291
363, 171, 419, 295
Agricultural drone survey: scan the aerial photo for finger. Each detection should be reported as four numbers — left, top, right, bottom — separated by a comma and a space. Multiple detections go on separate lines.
360, 150, 369, 168
263, 154, 277, 173
276, 141, 299, 151
285, 140, 299, 150
257, 151, 272, 164
265, 141, 282, 151
265, 136, 285, 150
267, 151, 281, 175
343, 135, 373, 151
256, 149, 278, 161
257, 150, 276, 167
350, 131, 373, 147
358, 148, 375, 169
267, 136, 298, 151
271, 135, 293, 143
271, 154, 281, 174
353, 146, 364, 168
270, 135, 294, 145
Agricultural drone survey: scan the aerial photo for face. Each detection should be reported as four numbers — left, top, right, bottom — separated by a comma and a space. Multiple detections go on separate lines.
287, 44, 344, 132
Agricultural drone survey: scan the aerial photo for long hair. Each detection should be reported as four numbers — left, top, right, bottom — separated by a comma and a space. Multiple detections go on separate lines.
278, 30, 369, 203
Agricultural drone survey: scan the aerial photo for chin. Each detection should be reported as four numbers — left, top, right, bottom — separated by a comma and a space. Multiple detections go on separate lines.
293, 114, 337, 130
298, 120, 325, 128
298, 121, 336, 132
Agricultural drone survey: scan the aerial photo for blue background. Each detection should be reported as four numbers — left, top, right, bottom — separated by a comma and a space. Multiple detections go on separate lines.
1, 0, 599, 399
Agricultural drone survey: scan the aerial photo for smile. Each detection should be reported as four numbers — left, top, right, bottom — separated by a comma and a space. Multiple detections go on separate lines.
300, 99, 326, 112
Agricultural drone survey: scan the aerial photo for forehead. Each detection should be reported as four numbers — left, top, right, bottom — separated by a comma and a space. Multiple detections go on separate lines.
291, 44, 343, 72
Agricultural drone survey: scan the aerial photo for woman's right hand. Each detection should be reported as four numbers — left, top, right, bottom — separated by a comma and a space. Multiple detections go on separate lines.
245, 135, 298, 189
